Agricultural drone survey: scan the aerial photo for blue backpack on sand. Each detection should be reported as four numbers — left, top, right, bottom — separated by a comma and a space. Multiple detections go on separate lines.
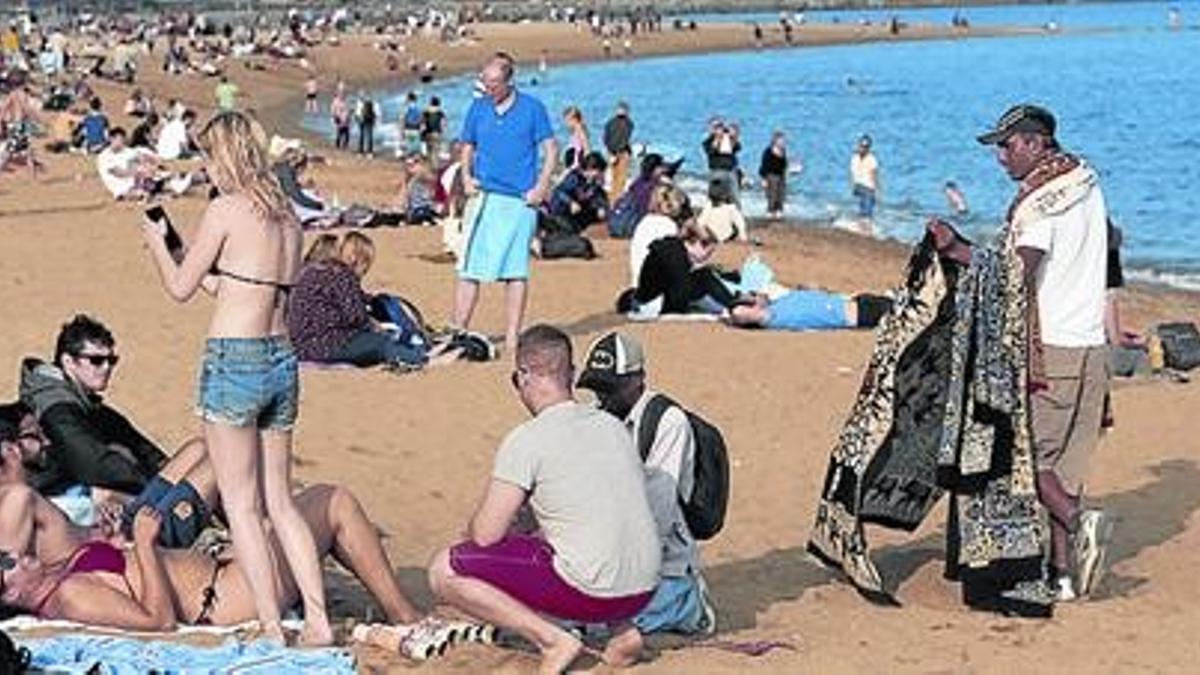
369, 294, 429, 353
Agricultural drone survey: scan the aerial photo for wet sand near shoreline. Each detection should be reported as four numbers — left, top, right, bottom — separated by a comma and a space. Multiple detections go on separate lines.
3, 19, 1200, 674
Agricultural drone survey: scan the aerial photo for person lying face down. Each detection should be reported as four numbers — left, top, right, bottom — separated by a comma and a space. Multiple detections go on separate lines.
726, 289, 893, 331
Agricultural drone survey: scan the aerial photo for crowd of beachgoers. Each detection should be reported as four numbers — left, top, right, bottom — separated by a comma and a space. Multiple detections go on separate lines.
1, 4, 1197, 674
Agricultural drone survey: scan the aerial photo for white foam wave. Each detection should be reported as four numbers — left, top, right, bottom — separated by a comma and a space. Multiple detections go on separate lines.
1125, 268, 1200, 292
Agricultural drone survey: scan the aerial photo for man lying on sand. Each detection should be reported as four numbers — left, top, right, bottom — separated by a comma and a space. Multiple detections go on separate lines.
726, 288, 893, 331
0, 419, 455, 657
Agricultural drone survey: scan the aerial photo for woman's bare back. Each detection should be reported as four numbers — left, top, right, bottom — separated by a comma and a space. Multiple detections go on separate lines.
206, 193, 303, 339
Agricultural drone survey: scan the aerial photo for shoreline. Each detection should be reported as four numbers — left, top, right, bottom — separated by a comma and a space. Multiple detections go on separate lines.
255, 20, 1195, 306
258, 20, 1047, 147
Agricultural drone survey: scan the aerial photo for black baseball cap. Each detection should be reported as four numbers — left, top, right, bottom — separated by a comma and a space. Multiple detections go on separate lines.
577, 332, 645, 392
977, 104, 1057, 145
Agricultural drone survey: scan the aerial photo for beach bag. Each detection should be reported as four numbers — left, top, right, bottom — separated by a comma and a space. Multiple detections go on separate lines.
637, 394, 730, 540
540, 231, 596, 260
369, 294, 430, 353
607, 189, 642, 239
1156, 322, 1200, 371
446, 330, 498, 362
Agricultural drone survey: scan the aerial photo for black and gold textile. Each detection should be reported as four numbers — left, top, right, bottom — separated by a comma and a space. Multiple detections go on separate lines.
807, 233, 1052, 617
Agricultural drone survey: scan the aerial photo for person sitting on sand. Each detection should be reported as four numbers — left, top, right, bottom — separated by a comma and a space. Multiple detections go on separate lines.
43, 105, 83, 154
79, 97, 109, 154
286, 233, 455, 370
630, 221, 745, 318
123, 89, 154, 119
608, 152, 681, 239
428, 325, 661, 672
271, 147, 338, 227
0, 419, 456, 658
156, 109, 197, 161
628, 183, 688, 286
129, 112, 160, 151
403, 152, 441, 225
96, 128, 192, 201
19, 315, 169, 501
543, 150, 608, 235
697, 176, 747, 243
577, 333, 718, 650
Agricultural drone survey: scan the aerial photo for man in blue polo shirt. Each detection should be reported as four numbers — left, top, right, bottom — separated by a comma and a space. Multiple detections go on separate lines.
453, 52, 557, 352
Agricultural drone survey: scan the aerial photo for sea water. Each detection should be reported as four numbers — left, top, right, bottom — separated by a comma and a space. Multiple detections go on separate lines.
304, 1, 1200, 288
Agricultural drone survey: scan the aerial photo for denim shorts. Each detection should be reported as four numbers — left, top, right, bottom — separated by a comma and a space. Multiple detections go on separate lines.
196, 336, 299, 430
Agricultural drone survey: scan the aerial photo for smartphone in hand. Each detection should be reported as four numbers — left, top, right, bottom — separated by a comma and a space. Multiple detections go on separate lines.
145, 205, 185, 263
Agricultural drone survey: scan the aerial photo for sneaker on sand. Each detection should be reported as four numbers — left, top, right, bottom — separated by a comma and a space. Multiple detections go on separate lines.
1055, 575, 1078, 603
696, 573, 718, 636
1074, 509, 1114, 598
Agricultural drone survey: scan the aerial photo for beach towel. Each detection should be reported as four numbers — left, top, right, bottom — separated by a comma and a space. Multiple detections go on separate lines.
13, 633, 354, 674
807, 233, 1052, 617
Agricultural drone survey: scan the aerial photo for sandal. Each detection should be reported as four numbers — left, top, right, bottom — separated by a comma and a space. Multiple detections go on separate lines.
351, 621, 451, 661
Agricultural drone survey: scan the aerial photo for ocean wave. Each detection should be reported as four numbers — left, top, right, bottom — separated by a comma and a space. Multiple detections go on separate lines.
1125, 268, 1200, 292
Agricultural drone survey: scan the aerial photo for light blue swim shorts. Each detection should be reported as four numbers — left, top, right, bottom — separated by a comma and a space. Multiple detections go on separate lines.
458, 192, 537, 282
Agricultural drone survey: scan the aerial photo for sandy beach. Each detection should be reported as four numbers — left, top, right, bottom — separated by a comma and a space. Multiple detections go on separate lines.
3, 19, 1200, 673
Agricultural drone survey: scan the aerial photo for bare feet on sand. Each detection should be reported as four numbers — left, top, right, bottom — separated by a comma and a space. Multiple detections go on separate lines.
601, 624, 644, 668
298, 619, 335, 647
252, 620, 287, 646
539, 631, 583, 674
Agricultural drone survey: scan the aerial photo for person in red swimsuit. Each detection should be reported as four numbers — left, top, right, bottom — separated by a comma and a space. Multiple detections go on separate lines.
0, 419, 450, 652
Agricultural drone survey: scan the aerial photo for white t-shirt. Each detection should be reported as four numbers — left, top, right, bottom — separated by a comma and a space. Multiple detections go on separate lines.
629, 213, 678, 286
96, 147, 145, 198
493, 401, 661, 597
1014, 182, 1109, 347
850, 152, 878, 190
156, 119, 189, 160
698, 203, 747, 243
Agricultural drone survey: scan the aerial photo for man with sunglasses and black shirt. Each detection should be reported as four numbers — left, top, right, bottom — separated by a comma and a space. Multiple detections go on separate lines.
18, 314, 167, 499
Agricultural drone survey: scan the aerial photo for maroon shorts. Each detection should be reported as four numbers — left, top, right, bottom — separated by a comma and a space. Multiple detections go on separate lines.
449, 535, 652, 624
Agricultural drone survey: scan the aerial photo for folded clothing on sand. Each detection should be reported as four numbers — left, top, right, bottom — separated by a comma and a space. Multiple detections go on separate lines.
17, 634, 354, 675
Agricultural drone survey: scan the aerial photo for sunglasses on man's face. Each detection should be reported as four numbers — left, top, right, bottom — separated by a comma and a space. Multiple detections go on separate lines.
75, 353, 120, 368
17, 431, 43, 446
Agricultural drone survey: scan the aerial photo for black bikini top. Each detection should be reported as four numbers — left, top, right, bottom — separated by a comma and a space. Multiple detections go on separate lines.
211, 265, 294, 298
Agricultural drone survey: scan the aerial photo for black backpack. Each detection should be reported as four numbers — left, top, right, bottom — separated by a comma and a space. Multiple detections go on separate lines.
636, 394, 729, 540
539, 230, 596, 260
1156, 322, 1200, 371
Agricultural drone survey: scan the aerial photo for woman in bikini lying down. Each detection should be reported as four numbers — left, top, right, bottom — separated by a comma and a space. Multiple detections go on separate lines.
0, 484, 455, 658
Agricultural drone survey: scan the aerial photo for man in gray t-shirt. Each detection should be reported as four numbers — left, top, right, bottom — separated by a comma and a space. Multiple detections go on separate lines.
428, 325, 661, 673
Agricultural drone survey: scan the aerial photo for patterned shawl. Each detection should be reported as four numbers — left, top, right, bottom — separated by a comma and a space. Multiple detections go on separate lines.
1003, 151, 1099, 392
808, 233, 1052, 617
